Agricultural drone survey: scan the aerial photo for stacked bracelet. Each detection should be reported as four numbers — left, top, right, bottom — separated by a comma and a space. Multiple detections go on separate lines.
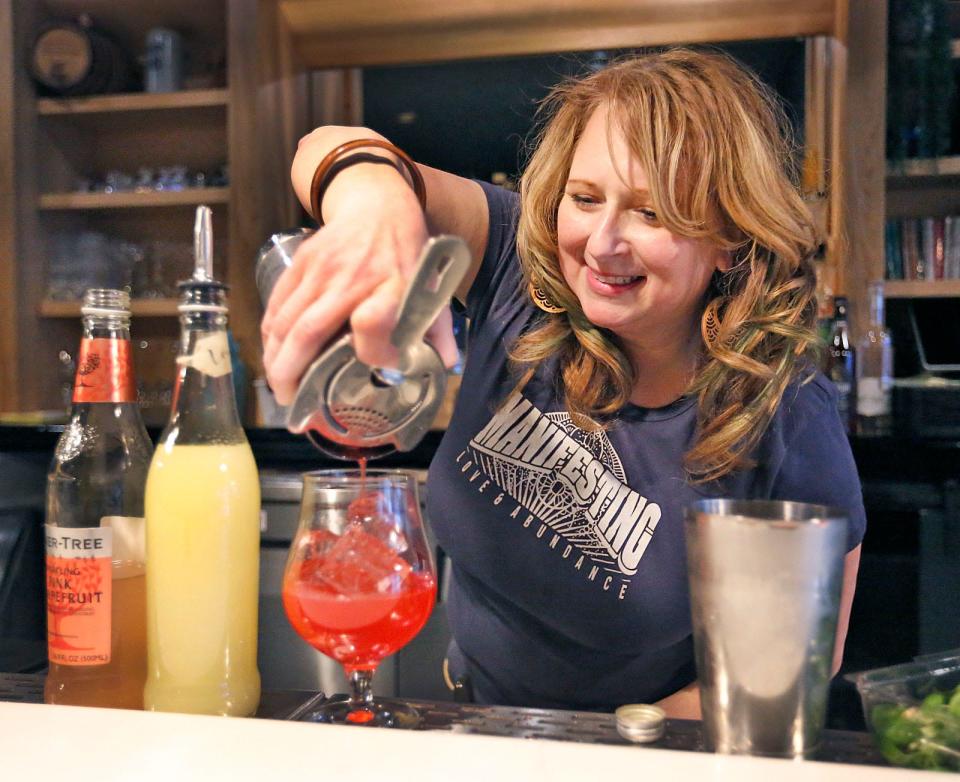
309, 138, 427, 226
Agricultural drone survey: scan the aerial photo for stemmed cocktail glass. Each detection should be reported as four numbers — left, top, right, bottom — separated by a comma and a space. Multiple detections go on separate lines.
282, 469, 436, 727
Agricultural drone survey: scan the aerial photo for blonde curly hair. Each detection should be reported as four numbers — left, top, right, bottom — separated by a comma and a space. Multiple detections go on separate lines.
513, 48, 820, 483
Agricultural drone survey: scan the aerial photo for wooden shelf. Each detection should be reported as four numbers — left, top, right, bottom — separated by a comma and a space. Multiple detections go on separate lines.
39, 299, 180, 318
884, 280, 960, 298
36, 89, 229, 115
886, 156, 960, 181
38, 188, 230, 210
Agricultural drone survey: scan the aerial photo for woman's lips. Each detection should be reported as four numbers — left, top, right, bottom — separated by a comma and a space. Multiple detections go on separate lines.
586, 268, 645, 295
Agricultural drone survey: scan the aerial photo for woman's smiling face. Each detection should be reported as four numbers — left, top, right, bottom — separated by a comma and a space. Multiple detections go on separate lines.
556, 105, 728, 355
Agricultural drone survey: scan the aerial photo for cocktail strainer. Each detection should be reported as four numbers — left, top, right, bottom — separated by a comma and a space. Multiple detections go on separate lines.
259, 234, 470, 460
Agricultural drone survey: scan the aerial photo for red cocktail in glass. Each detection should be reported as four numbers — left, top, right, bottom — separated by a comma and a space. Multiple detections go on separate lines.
282, 470, 436, 726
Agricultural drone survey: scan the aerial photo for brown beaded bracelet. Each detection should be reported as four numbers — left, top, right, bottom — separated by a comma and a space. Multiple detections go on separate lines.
309, 138, 427, 226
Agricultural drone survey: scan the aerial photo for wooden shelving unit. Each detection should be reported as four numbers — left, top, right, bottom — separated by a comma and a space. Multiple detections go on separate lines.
0, 0, 297, 416
39, 298, 181, 318
885, 155, 960, 296
886, 155, 960, 181
882, 31, 960, 300
39, 188, 230, 210
0, 0, 287, 417
885, 280, 960, 298
0, 0, 885, 415
36, 88, 229, 115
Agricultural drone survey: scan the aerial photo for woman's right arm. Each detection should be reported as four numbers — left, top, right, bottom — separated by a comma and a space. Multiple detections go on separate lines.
262, 125, 488, 405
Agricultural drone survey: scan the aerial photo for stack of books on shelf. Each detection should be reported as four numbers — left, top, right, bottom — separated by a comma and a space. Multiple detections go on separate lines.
885, 217, 960, 281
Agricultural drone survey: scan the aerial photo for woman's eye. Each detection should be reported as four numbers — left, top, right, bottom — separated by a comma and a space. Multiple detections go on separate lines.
568, 193, 597, 206
637, 207, 658, 222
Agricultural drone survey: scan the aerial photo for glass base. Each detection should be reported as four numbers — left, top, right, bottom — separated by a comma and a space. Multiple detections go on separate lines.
299, 696, 422, 729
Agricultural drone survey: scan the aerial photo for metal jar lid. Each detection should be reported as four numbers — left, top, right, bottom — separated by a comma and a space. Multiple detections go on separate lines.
615, 704, 666, 743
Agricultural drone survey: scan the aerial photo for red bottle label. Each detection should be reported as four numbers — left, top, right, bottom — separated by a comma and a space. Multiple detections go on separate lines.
45, 526, 113, 666
72, 337, 136, 403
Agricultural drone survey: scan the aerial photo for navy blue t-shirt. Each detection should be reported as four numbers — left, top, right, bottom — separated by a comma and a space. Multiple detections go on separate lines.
426, 181, 866, 711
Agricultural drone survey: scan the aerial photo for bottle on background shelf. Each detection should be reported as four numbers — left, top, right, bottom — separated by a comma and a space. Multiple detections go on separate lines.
825, 295, 856, 433
144, 206, 261, 717
855, 281, 894, 435
44, 288, 152, 709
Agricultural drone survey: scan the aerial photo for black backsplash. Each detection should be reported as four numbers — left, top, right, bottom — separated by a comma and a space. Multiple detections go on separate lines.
362, 40, 806, 183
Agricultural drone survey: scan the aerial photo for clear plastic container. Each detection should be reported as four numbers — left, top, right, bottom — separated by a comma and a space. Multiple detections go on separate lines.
847, 652, 960, 772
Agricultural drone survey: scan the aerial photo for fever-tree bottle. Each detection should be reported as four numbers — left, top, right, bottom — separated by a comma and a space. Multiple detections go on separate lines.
45, 288, 151, 709
144, 206, 261, 716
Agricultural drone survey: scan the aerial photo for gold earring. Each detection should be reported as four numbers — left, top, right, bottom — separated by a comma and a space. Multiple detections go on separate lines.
703, 309, 720, 345
529, 280, 565, 314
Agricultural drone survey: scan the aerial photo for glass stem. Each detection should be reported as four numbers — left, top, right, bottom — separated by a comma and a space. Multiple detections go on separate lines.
348, 669, 376, 710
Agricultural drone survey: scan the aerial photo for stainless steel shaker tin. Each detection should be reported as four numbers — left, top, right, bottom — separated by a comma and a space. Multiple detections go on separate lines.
684, 498, 848, 759
255, 228, 313, 308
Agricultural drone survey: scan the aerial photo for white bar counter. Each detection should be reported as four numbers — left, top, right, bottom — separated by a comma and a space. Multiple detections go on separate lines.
0, 700, 932, 781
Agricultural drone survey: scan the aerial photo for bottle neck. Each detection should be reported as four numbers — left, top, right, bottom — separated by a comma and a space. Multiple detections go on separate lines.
165, 309, 244, 444
73, 314, 137, 405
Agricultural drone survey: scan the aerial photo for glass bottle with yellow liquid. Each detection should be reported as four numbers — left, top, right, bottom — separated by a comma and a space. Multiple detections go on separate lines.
144, 206, 261, 716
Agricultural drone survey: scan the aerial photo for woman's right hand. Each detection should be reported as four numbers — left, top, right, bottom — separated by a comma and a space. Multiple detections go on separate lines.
262, 125, 485, 407
261, 163, 438, 406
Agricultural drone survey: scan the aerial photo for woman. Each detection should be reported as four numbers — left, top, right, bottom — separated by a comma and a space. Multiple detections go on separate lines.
261, 48, 865, 718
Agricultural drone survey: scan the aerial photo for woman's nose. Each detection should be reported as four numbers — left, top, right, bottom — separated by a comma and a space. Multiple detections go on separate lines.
585, 209, 630, 259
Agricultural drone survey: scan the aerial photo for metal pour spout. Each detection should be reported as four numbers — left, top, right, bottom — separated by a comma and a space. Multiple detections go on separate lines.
193, 205, 214, 282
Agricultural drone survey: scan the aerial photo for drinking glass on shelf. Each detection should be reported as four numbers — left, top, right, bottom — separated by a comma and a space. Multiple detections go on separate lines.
145, 239, 194, 297
282, 469, 436, 727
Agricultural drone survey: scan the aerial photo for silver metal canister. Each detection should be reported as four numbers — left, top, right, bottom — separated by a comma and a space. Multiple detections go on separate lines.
684, 499, 848, 758
144, 28, 184, 93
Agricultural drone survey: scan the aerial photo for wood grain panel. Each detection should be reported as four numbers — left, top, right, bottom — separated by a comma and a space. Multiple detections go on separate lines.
279, 0, 838, 67
840, 0, 886, 342
887, 186, 960, 219
226, 0, 310, 404
885, 280, 960, 298
0, 0, 18, 410
37, 90, 229, 115
39, 189, 230, 210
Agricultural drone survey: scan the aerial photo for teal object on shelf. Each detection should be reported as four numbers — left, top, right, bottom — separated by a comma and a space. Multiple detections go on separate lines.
229, 330, 248, 421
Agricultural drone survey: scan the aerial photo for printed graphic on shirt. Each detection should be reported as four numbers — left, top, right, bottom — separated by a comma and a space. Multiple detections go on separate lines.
458, 391, 662, 599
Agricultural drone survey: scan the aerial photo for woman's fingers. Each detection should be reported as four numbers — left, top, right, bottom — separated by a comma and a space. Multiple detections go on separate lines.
262, 232, 371, 393
267, 280, 460, 405
260, 250, 305, 337
266, 284, 365, 404
260, 206, 433, 408
349, 273, 406, 370
352, 283, 460, 374
262, 272, 330, 375
425, 307, 461, 369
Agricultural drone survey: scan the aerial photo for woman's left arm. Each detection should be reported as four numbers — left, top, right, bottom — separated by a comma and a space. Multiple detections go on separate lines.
654, 680, 702, 720
833, 544, 861, 676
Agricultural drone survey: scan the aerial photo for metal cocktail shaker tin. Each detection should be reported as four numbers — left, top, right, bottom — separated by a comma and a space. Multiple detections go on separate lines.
255, 229, 312, 308
684, 499, 848, 758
